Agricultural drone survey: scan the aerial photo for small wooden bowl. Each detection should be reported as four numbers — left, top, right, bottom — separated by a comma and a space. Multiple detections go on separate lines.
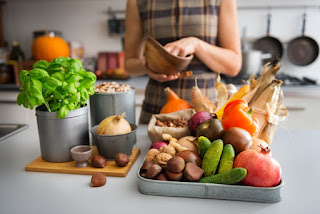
144, 37, 193, 75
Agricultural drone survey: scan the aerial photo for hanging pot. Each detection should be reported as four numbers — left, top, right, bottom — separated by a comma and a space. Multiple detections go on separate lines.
287, 13, 319, 66
241, 50, 272, 75
253, 13, 283, 64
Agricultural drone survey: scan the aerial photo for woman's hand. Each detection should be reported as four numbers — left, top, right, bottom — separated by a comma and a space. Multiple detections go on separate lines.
142, 58, 179, 82
164, 37, 199, 57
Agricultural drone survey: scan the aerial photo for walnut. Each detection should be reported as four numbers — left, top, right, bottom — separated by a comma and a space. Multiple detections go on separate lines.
159, 145, 176, 156
145, 149, 160, 162
154, 153, 172, 169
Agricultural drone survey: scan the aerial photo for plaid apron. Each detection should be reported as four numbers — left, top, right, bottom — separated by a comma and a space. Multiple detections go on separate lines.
137, 0, 220, 124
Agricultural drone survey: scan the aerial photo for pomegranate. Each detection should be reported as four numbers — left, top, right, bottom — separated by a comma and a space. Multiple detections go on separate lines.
234, 146, 281, 187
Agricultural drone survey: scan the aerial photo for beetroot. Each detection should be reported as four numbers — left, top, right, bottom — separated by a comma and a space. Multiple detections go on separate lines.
188, 111, 215, 135
234, 146, 282, 187
149, 141, 168, 150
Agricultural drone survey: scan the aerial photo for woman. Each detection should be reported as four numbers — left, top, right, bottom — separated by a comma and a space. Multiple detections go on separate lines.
125, 0, 242, 124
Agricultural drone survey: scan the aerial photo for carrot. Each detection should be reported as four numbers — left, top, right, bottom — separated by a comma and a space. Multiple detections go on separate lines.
191, 78, 216, 113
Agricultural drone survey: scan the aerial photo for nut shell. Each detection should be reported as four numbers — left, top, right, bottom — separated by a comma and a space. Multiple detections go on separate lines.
91, 155, 107, 168
184, 162, 204, 182
166, 156, 185, 173
159, 145, 176, 156
146, 164, 162, 179
145, 149, 160, 162
91, 173, 106, 187
115, 153, 129, 167
154, 153, 172, 169
166, 169, 183, 181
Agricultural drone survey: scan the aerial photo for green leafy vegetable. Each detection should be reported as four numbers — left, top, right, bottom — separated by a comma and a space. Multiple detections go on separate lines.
17, 57, 97, 118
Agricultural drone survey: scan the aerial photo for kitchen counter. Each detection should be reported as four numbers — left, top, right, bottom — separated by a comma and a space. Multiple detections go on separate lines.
0, 123, 320, 214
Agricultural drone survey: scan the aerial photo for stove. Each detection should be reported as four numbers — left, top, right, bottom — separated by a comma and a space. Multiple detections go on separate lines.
222, 73, 318, 86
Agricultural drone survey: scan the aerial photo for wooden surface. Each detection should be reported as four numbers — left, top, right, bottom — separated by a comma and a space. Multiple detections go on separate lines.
25, 146, 140, 177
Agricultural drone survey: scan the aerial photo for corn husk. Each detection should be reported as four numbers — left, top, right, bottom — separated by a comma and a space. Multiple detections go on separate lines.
215, 74, 229, 110
249, 79, 283, 137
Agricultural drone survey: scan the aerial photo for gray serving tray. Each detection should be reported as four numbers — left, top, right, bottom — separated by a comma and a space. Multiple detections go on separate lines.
137, 161, 283, 203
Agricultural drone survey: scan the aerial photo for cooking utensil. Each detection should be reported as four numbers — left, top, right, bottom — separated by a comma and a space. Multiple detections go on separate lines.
287, 13, 319, 66
144, 37, 193, 75
241, 50, 272, 75
70, 145, 92, 168
253, 13, 283, 64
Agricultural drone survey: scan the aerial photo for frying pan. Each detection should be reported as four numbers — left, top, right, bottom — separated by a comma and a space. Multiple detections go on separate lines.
287, 13, 319, 66
253, 13, 283, 64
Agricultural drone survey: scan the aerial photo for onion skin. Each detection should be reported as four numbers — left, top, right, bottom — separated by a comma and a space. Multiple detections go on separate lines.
149, 141, 168, 150
234, 149, 281, 187
188, 111, 215, 135
96, 114, 131, 135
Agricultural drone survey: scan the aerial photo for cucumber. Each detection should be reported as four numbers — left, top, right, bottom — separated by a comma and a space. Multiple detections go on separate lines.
198, 136, 212, 158
199, 167, 247, 184
217, 144, 235, 174
201, 139, 223, 177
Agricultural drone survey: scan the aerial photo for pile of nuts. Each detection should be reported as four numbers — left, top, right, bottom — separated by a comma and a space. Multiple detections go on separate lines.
90, 153, 130, 187
95, 82, 133, 93
140, 134, 204, 182
156, 118, 188, 128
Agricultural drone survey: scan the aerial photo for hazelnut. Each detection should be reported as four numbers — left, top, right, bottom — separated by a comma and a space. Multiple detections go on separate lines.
91, 173, 106, 187
154, 153, 172, 169
145, 149, 160, 162
146, 164, 162, 179
159, 145, 176, 156
166, 156, 185, 173
91, 155, 107, 168
115, 153, 129, 167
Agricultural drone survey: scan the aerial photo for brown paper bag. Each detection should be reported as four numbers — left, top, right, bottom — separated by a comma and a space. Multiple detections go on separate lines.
147, 109, 196, 143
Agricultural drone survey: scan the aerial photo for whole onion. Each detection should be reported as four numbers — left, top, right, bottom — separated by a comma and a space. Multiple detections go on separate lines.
96, 113, 131, 135
149, 141, 168, 150
188, 111, 215, 135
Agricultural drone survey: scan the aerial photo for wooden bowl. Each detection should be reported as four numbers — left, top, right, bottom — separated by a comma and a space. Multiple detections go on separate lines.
144, 37, 193, 75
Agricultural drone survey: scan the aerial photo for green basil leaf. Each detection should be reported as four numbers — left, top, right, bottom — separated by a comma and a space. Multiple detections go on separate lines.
79, 87, 89, 102
17, 91, 27, 106
47, 64, 63, 75
29, 68, 49, 80
19, 70, 30, 84
51, 57, 69, 65
53, 90, 65, 100
62, 99, 69, 105
51, 102, 60, 112
51, 71, 65, 82
58, 105, 69, 119
80, 79, 95, 88
69, 92, 80, 103
68, 103, 76, 110
63, 82, 77, 94
87, 86, 95, 95
81, 70, 97, 81
33, 60, 49, 70
66, 74, 83, 83
45, 77, 62, 90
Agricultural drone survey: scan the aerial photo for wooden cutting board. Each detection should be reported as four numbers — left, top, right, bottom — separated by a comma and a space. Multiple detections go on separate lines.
25, 146, 140, 177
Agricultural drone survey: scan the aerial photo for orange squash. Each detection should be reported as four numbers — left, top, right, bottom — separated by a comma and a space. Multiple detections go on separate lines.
160, 87, 193, 114
32, 34, 70, 62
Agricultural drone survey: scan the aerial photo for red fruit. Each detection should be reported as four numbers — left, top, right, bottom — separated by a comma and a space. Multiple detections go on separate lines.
234, 146, 282, 187
188, 111, 215, 135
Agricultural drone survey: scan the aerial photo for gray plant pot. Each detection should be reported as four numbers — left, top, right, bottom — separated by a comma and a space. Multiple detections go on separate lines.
89, 89, 136, 128
35, 105, 89, 162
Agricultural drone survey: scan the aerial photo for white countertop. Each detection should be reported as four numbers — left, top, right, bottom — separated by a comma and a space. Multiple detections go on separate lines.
0, 123, 320, 214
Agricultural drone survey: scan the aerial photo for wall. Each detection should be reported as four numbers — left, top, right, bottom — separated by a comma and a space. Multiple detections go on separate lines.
3, 0, 320, 81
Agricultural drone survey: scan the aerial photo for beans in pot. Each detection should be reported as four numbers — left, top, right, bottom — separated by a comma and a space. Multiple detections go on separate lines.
95, 82, 133, 93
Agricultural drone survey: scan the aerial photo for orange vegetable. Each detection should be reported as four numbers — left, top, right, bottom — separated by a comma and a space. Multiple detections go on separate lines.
160, 87, 193, 114
222, 99, 259, 136
32, 33, 70, 62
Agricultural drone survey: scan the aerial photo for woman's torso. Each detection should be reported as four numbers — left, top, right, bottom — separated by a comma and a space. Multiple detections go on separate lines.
137, 0, 221, 124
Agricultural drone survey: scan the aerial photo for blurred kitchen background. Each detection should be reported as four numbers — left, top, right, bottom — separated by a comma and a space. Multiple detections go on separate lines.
1, 0, 320, 86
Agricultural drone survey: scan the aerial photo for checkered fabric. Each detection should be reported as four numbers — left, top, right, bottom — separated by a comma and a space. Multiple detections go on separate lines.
136, 0, 221, 124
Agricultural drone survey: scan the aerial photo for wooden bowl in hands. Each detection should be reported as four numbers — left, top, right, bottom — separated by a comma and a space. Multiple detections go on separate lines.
144, 37, 194, 75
